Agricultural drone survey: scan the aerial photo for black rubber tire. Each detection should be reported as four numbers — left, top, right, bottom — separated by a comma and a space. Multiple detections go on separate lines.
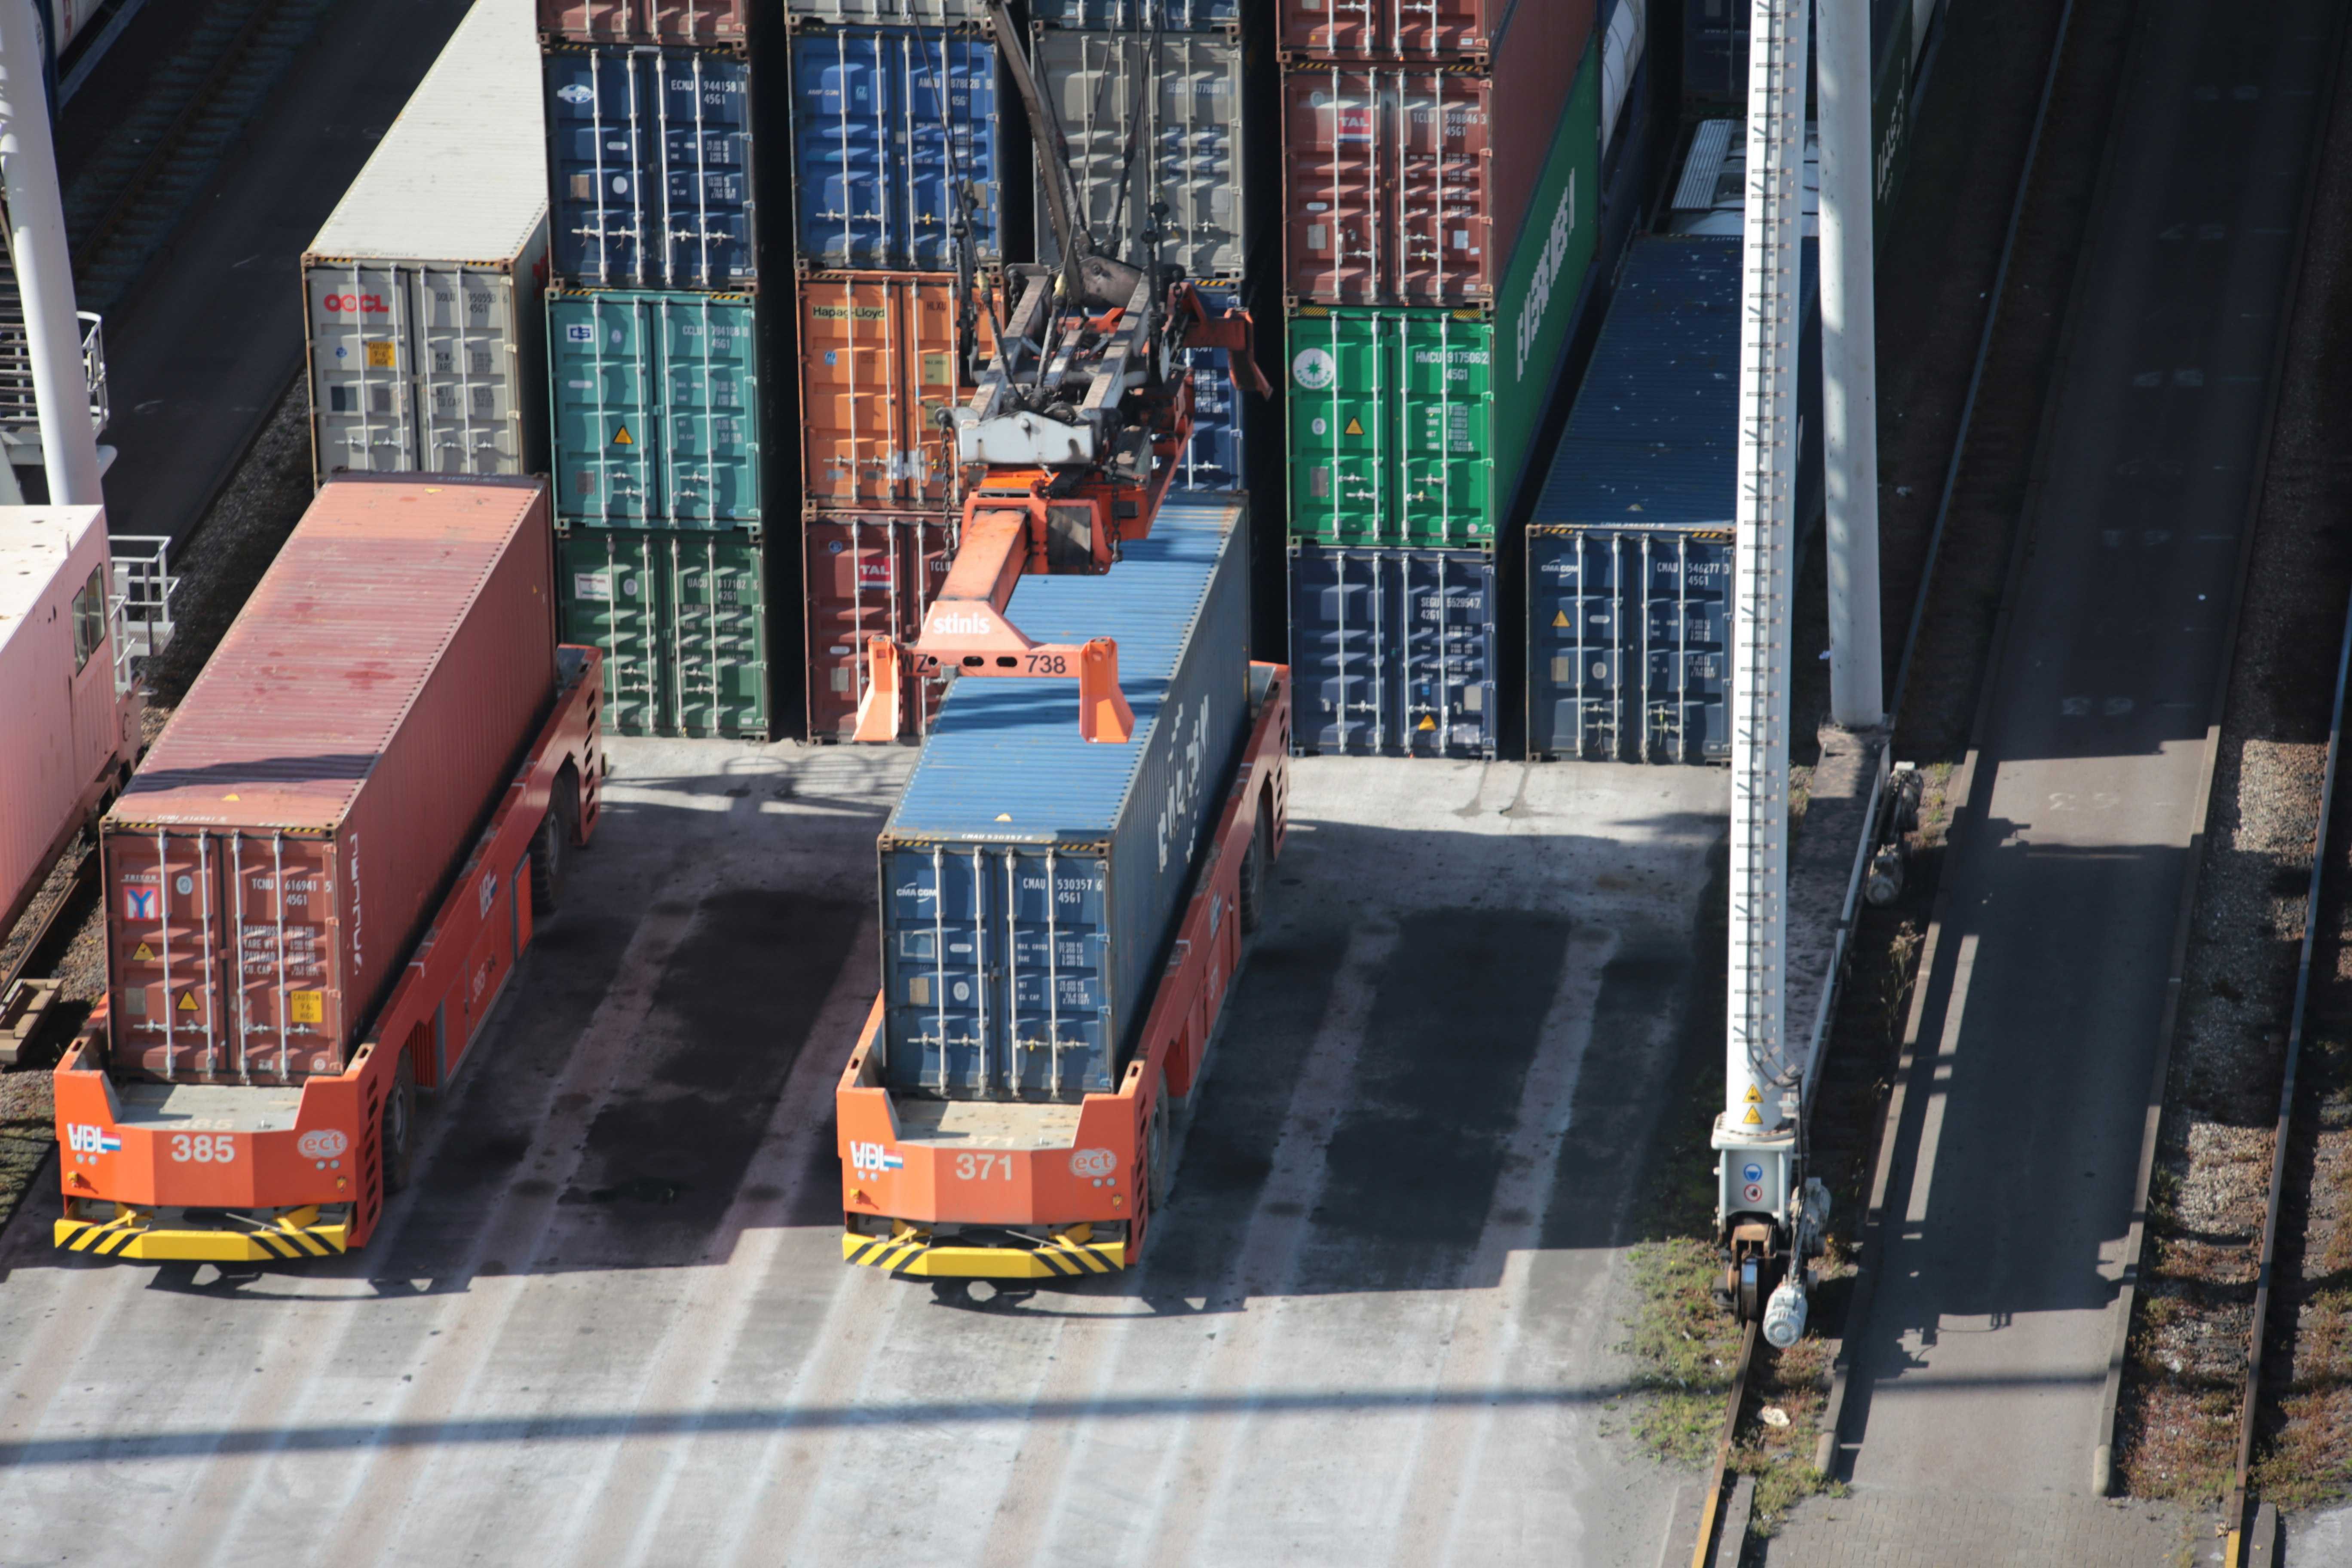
531, 766, 581, 918
1237, 802, 1270, 936
382, 1052, 416, 1196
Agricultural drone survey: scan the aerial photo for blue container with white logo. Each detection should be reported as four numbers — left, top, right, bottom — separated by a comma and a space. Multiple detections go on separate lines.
878, 496, 1251, 1100
544, 45, 760, 290
790, 25, 1004, 271
1173, 284, 1246, 493
548, 288, 763, 529
1287, 542, 1498, 758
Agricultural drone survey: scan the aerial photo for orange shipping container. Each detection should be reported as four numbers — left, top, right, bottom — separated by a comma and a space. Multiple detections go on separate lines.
796, 271, 997, 511
804, 514, 952, 741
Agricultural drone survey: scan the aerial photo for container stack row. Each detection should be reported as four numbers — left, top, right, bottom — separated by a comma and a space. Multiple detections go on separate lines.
1280, 0, 1618, 759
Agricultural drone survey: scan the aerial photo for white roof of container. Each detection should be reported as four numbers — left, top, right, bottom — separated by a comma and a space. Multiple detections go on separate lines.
0, 507, 104, 638
305, 0, 546, 264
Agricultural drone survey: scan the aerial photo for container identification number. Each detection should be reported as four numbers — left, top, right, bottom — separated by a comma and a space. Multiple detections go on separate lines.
955, 1153, 1013, 1182
169, 1134, 237, 1164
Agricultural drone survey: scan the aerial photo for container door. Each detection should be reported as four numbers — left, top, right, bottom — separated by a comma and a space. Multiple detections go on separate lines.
308, 262, 415, 478
1642, 532, 1733, 763
412, 266, 523, 477
882, 845, 999, 1095
559, 530, 667, 734
551, 294, 657, 525
1001, 850, 1115, 1097
792, 31, 890, 266
1396, 310, 1494, 545
1287, 545, 1395, 752
657, 295, 760, 527
222, 833, 341, 1080
547, 49, 652, 286
107, 830, 231, 1079
655, 51, 755, 288
666, 531, 768, 738
1396, 552, 1496, 757
896, 32, 1000, 271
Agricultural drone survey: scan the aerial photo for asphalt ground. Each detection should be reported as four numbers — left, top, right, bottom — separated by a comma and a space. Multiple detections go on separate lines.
64, 0, 472, 542
1767, 0, 2342, 1551
0, 747, 1724, 1565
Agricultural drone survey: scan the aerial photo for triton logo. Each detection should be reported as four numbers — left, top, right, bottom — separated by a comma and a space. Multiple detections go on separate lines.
927, 611, 994, 637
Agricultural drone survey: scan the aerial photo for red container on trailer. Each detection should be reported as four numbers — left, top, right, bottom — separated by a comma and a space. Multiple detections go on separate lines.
1282, 2, 1592, 305
803, 513, 952, 741
536, 0, 749, 44
101, 476, 557, 1084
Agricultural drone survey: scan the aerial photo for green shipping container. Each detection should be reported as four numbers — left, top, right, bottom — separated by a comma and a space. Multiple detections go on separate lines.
557, 528, 770, 738
1286, 42, 1601, 546
548, 288, 764, 531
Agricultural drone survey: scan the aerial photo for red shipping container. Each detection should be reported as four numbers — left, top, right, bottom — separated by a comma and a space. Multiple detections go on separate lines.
804, 514, 952, 741
1280, 0, 1505, 60
536, 0, 749, 44
102, 477, 558, 1083
1283, 4, 1591, 305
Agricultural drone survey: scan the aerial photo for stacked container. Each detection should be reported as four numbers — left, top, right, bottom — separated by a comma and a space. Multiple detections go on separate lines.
1280, 0, 1604, 757
539, 0, 775, 738
786, 7, 1004, 741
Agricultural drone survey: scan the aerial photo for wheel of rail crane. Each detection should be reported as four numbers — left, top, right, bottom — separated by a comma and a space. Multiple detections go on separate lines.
532, 765, 581, 919
1237, 801, 1270, 936
382, 1051, 417, 1195
1148, 1071, 1174, 1215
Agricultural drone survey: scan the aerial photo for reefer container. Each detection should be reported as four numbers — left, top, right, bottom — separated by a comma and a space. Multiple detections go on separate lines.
305, 0, 549, 487
1283, 11, 1592, 304
544, 43, 759, 289
1033, 26, 1251, 284
1033, 0, 1237, 26
549, 287, 763, 529
878, 495, 1250, 1099
1279, 0, 1514, 59
538, 0, 751, 43
102, 478, 557, 1083
0, 508, 135, 941
558, 526, 769, 737
1286, 43, 1597, 543
804, 513, 951, 741
796, 270, 998, 509
1288, 541, 1496, 756
790, 24, 1003, 272
1174, 282, 1246, 492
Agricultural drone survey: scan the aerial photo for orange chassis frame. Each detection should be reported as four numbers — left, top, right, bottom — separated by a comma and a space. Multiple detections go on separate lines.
838, 662, 1293, 1279
51, 648, 606, 1262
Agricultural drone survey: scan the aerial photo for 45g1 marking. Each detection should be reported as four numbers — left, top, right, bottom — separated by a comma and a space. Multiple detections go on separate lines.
956, 1152, 1013, 1182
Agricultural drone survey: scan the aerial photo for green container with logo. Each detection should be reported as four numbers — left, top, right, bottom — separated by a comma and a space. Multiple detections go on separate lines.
1286, 41, 1600, 546
557, 527, 770, 738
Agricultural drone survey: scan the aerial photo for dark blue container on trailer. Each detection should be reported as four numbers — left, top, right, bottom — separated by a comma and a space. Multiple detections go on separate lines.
1173, 284, 1245, 493
1526, 236, 1741, 763
791, 26, 1004, 272
544, 45, 758, 290
1288, 542, 1498, 758
879, 495, 1251, 1101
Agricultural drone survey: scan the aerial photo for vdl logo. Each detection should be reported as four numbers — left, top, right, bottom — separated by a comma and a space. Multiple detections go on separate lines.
65, 1124, 120, 1155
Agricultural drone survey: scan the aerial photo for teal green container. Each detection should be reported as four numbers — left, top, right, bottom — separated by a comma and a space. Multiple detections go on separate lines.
548, 288, 763, 532
557, 528, 770, 739
1286, 41, 1600, 545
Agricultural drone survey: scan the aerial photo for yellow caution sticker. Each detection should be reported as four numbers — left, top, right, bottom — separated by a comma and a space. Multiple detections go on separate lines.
612, 425, 634, 446
1553, 610, 1571, 628
132, 943, 154, 962
288, 991, 324, 1024
177, 993, 198, 1013
1343, 416, 1364, 436
365, 342, 396, 369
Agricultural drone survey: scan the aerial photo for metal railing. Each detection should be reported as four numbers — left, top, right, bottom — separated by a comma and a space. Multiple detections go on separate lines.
109, 534, 177, 694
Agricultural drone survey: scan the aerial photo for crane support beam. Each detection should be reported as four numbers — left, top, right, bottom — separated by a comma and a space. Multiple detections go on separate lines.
1820, 0, 1885, 728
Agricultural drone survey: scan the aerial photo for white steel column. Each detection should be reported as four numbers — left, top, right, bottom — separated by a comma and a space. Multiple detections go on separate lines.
1819, 0, 1884, 727
0, 0, 101, 506
1724, 0, 1808, 1150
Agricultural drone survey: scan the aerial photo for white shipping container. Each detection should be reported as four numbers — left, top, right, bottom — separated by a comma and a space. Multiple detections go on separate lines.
0, 507, 135, 939
303, 0, 549, 487
1035, 26, 1251, 283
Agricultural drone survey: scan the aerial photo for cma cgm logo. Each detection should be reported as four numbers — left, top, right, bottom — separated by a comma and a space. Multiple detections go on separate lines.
65, 1124, 121, 1155
848, 1142, 904, 1175
321, 294, 391, 315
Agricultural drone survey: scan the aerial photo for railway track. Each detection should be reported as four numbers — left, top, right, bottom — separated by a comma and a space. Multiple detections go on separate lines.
62, 0, 338, 315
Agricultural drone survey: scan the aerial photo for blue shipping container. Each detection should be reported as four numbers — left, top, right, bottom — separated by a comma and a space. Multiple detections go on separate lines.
549, 289, 764, 529
1288, 542, 1498, 758
1173, 284, 1245, 493
545, 46, 758, 290
1030, 0, 1237, 26
879, 495, 1252, 1099
791, 27, 1003, 272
